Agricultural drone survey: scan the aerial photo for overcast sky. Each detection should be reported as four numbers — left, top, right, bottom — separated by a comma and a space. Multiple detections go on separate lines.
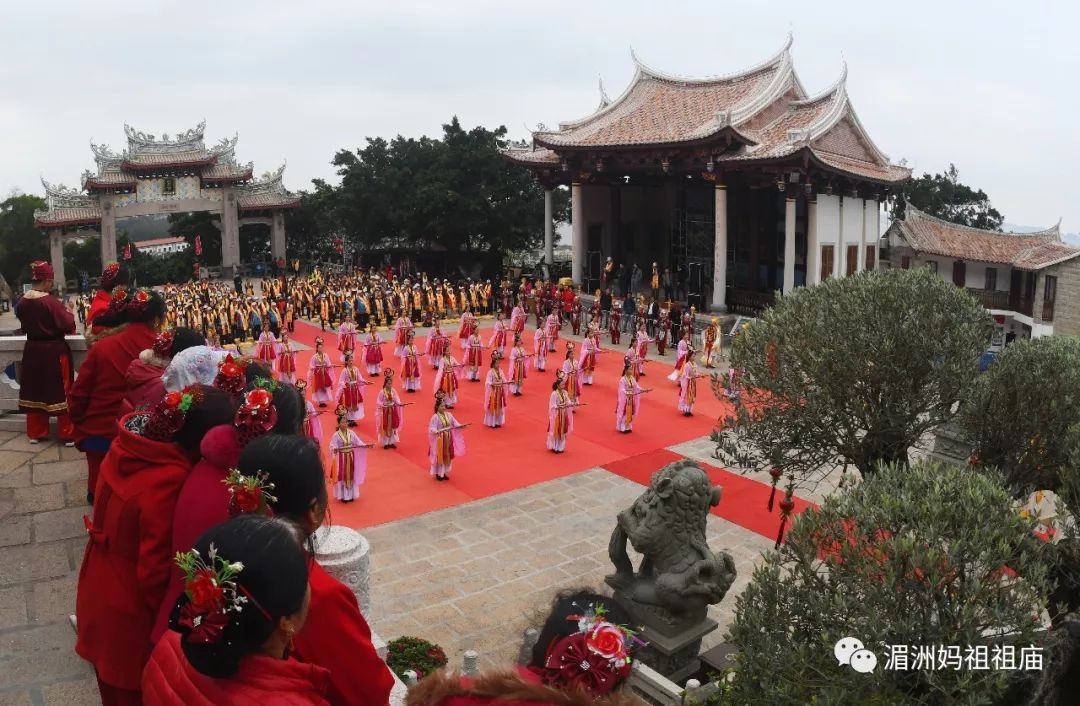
4, 1, 1077, 231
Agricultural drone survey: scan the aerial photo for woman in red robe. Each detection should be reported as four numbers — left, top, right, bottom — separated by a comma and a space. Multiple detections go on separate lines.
15, 261, 76, 444
234, 434, 395, 706
76, 385, 236, 706
86, 262, 132, 335
143, 515, 329, 706
69, 288, 165, 503
152, 369, 304, 642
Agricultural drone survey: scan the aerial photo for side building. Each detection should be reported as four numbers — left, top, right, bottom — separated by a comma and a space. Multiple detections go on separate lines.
883, 203, 1080, 341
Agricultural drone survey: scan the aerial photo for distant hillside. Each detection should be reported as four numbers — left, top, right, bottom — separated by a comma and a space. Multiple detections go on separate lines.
116, 214, 172, 241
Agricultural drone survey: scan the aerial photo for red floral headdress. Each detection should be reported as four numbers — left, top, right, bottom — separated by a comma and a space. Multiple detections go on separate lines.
100, 262, 122, 291
127, 288, 153, 316
234, 379, 279, 445
214, 354, 249, 395
173, 544, 271, 645
534, 603, 642, 696
143, 386, 203, 441
152, 329, 176, 358
223, 468, 277, 517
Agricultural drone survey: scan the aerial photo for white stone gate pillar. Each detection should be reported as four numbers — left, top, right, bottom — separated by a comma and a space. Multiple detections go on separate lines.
271, 210, 287, 262
543, 188, 554, 266
222, 189, 240, 268
806, 199, 819, 286
571, 183, 584, 285
100, 198, 118, 265
712, 185, 728, 311
783, 197, 796, 293
50, 232, 66, 294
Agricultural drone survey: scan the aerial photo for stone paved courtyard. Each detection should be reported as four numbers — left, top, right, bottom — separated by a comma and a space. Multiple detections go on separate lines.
0, 425, 774, 700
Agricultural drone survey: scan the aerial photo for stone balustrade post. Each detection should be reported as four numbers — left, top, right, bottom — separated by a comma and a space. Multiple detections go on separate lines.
462, 650, 480, 677
313, 525, 372, 614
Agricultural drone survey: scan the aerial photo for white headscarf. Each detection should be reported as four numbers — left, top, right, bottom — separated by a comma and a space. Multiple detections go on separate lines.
161, 345, 227, 392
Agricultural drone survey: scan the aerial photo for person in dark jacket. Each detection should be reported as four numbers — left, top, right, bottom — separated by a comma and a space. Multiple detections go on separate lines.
621, 296, 636, 333
600, 289, 613, 328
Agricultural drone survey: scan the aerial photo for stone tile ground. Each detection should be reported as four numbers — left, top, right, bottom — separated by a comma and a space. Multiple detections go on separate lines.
0, 435, 99, 705
362, 468, 772, 672
0, 426, 774, 699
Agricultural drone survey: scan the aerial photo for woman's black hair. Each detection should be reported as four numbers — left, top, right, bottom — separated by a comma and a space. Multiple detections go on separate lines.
170, 327, 206, 357
528, 589, 634, 671
172, 515, 309, 678
93, 289, 167, 328
174, 385, 237, 452
257, 379, 302, 435
243, 360, 273, 382
552, 375, 564, 391
237, 435, 327, 527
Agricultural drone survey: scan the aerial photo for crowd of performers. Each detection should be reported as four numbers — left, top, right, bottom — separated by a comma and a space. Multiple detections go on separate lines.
11, 259, 732, 706
23, 262, 728, 498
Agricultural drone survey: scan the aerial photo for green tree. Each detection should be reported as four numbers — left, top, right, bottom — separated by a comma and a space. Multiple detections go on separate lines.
960, 337, 1080, 497
168, 211, 222, 265
323, 117, 569, 270
727, 461, 1050, 706
0, 193, 48, 289
63, 237, 102, 288
890, 164, 1004, 230
714, 268, 992, 489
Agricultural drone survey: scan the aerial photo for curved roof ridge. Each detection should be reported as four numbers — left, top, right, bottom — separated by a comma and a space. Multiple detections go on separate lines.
554, 60, 644, 132
906, 201, 1060, 240
728, 48, 798, 127
631, 32, 792, 85
792, 60, 848, 107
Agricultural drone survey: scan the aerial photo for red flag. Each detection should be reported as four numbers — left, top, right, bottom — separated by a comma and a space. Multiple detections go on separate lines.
123, 243, 132, 260
333, 238, 344, 255
195, 234, 203, 256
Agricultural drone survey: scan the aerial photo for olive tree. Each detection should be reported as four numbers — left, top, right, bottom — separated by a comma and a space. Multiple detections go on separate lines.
727, 461, 1052, 706
714, 267, 992, 492
959, 336, 1080, 497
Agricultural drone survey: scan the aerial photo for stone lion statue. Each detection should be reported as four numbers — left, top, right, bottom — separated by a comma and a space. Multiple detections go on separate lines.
606, 460, 737, 622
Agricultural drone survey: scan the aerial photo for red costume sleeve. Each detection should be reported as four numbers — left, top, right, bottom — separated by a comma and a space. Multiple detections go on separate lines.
136, 479, 186, 615
67, 347, 98, 424
293, 564, 394, 706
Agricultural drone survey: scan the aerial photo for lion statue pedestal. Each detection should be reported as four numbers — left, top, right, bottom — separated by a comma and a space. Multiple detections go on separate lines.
605, 460, 737, 682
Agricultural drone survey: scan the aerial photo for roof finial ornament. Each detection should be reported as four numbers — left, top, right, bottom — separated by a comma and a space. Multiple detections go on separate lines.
598, 75, 611, 107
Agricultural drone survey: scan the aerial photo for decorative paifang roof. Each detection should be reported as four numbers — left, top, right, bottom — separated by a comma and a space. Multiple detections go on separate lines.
507, 37, 910, 184
891, 202, 1074, 270
202, 162, 255, 182
237, 164, 301, 210
34, 179, 102, 228
124, 120, 206, 153
81, 170, 137, 190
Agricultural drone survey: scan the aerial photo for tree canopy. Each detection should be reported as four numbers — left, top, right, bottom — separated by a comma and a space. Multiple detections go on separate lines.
321, 117, 568, 269
890, 164, 1004, 230
714, 268, 993, 489
0, 193, 48, 289
960, 337, 1080, 497
728, 461, 1051, 706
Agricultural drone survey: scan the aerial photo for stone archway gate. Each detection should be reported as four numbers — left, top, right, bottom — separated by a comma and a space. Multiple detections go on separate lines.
35, 121, 299, 289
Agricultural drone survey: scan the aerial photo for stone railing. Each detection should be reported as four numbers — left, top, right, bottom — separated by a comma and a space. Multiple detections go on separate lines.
0, 335, 89, 413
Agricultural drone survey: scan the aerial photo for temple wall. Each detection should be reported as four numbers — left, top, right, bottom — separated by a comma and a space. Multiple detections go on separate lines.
863, 199, 879, 269
815, 194, 840, 247
136, 175, 203, 202
1035, 259, 1080, 336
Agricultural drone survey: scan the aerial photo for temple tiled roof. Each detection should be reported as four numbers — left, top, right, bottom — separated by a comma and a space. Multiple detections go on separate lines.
889, 203, 1075, 270
202, 162, 254, 182
237, 164, 300, 210
34, 206, 102, 228
82, 171, 137, 189
507, 36, 909, 185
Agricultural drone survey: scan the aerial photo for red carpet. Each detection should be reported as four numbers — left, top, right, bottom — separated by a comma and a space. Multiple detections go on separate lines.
602, 448, 816, 540
279, 319, 738, 528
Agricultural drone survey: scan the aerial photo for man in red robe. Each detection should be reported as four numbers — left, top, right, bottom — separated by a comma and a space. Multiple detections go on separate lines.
16, 261, 76, 445
86, 262, 131, 335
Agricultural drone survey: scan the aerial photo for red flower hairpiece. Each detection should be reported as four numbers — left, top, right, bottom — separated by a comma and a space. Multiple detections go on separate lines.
152, 329, 176, 358
143, 386, 202, 441
223, 468, 277, 517
127, 288, 152, 316
214, 355, 249, 395
234, 386, 278, 445
534, 603, 641, 697
173, 544, 268, 645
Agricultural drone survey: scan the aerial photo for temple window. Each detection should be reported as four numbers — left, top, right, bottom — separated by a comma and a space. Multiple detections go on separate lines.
162, 176, 176, 195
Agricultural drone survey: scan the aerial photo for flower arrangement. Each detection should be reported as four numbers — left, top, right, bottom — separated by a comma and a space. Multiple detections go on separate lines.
223, 468, 277, 516
385, 636, 448, 681
173, 544, 247, 645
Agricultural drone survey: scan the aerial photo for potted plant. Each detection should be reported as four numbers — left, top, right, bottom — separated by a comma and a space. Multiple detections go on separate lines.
386, 636, 449, 681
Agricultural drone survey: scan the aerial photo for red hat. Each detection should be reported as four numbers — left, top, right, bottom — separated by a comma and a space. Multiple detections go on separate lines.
30, 261, 54, 281
100, 263, 123, 291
